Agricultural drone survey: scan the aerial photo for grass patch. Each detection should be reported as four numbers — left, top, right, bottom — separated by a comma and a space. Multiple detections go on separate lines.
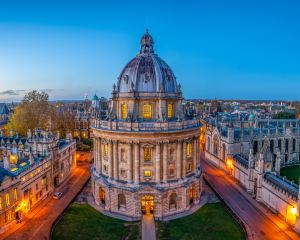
52, 203, 140, 240
156, 202, 245, 240
280, 165, 300, 185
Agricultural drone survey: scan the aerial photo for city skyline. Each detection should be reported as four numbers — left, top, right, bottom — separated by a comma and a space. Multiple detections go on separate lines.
1, 0, 300, 101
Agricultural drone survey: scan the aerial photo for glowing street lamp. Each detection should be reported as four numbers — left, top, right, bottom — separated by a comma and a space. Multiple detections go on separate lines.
291, 206, 297, 216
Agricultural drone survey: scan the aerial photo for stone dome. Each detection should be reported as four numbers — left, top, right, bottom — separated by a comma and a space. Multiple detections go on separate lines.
117, 29, 178, 93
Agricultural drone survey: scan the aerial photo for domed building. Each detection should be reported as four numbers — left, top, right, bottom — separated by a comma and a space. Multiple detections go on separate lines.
91, 30, 202, 220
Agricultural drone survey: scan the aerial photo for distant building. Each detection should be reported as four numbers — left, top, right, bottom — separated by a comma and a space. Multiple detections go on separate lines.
0, 103, 10, 132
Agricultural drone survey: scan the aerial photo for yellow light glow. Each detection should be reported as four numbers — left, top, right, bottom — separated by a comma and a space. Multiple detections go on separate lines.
20, 162, 27, 167
76, 154, 80, 158
291, 207, 297, 215
10, 167, 18, 172
143, 104, 152, 119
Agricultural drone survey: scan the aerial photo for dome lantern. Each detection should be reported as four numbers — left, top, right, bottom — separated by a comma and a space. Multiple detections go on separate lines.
140, 28, 154, 54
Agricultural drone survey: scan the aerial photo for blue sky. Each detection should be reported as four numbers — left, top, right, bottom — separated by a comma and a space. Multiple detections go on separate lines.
0, 0, 299, 101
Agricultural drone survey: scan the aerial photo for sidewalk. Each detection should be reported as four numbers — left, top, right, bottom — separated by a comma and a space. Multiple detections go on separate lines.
0, 162, 91, 240
142, 215, 156, 240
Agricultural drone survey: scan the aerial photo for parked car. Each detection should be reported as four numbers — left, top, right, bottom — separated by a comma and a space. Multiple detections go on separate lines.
53, 192, 63, 199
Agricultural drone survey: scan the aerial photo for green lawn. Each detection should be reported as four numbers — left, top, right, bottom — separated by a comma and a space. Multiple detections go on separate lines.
280, 165, 300, 185
156, 202, 245, 240
52, 203, 140, 240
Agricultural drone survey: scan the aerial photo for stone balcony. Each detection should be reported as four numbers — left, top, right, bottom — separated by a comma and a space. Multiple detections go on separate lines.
93, 118, 201, 132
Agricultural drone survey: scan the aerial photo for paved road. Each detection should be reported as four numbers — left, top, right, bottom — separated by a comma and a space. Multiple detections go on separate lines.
202, 157, 300, 240
0, 162, 91, 240
142, 215, 156, 240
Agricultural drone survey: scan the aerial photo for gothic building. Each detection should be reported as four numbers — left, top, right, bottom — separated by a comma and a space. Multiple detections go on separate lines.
91, 30, 202, 220
203, 116, 300, 228
0, 129, 76, 232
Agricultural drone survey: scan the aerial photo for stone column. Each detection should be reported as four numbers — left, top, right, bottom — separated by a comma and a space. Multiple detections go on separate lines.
98, 138, 102, 174
108, 140, 113, 178
128, 142, 133, 182
193, 138, 197, 172
134, 142, 140, 183
176, 140, 182, 179
113, 140, 118, 179
156, 142, 161, 182
182, 141, 187, 178
94, 137, 98, 172
163, 141, 168, 182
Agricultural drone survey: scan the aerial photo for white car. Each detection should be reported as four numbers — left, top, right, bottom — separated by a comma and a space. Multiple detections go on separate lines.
53, 192, 63, 199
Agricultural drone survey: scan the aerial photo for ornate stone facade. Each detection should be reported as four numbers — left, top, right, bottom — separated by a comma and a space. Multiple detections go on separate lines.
91, 30, 202, 220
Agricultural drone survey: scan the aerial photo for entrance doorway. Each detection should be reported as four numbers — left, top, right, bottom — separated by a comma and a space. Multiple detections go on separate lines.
54, 175, 59, 187
189, 187, 195, 205
141, 195, 154, 215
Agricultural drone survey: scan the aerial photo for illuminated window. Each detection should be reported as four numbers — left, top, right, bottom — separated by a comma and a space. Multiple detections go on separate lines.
144, 147, 152, 162
10, 155, 17, 164
167, 103, 173, 118
42, 177, 47, 185
13, 188, 18, 200
144, 170, 152, 178
143, 104, 152, 119
121, 103, 127, 119
103, 144, 108, 157
5, 193, 10, 206
0, 197, 2, 209
187, 143, 192, 158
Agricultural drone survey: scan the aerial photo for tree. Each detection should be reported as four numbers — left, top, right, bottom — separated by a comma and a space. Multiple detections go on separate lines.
6, 91, 76, 137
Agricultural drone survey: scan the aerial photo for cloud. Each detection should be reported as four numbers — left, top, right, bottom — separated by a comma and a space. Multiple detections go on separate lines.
0, 90, 21, 96
42, 89, 55, 93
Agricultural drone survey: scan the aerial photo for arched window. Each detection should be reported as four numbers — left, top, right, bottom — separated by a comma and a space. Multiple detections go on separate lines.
121, 103, 127, 119
213, 135, 219, 156
169, 193, 177, 210
187, 143, 192, 158
103, 144, 108, 157
99, 187, 105, 204
118, 193, 126, 210
144, 147, 152, 162
167, 103, 173, 119
206, 138, 211, 152
143, 104, 152, 119
293, 139, 296, 152
222, 144, 226, 161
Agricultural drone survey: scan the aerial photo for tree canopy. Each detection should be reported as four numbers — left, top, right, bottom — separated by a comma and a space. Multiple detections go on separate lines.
7, 91, 75, 137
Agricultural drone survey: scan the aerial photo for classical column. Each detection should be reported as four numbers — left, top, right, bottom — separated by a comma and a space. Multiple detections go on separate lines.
182, 141, 187, 178
98, 138, 102, 174
193, 138, 197, 172
94, 137, 98, 171
176, 140, 182, 179
163, 141, 168, 182
113, 140, 118, 179
156, 142, 161, 182
128, 142, 133, 182
134, 142, 140, 183
108, 140, 113, 178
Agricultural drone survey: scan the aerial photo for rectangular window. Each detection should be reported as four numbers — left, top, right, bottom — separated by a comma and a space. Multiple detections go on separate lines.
144, 147, 152, 162
167, 103, 173, 119
13, 188, 18, 201
187, 143, 192, 158
42, 176, 47, 185
121, 103, 127, 119
104, 144, 108, 157
103, 165, 108, 172
0, 197, 2, 209
5, 193, 10, 206
143, 104, 152, 119
144, 170, 152, 178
